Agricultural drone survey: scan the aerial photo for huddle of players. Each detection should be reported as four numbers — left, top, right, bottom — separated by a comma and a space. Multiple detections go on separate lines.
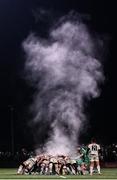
17, 151, 89, 175
17, 138, 101, 176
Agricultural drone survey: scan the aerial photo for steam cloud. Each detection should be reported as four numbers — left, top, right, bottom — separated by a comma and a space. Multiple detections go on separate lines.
23, 16, 104, 155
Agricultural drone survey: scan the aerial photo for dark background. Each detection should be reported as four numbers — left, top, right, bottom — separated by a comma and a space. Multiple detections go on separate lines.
0, 0, 117, 152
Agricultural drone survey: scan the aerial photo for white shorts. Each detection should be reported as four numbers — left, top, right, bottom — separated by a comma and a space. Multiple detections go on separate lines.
90, 154, 99, 162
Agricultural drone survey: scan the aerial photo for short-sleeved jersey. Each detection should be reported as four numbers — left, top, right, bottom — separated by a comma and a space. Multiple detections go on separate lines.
88, 143, 100, 156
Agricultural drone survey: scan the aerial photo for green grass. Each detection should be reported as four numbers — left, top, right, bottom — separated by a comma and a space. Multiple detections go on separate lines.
0, 168, 117, 179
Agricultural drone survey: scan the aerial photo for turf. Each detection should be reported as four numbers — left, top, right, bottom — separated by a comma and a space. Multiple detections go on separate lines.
0, 168, 117, 179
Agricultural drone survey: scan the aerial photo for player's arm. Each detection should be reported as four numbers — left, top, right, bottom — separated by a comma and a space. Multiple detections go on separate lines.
98, 147, 102, 158
86, 146, 90, 155
97, 145, 101, 154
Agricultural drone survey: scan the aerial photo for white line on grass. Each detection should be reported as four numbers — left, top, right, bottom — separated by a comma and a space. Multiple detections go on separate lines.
59, 175, 67, 178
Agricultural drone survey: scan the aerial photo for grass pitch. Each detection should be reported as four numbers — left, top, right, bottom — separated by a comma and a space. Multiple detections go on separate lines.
0, 168, 117, 179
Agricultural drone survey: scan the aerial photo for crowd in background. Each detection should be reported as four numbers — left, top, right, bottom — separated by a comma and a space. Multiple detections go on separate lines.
101, 144, 117, 162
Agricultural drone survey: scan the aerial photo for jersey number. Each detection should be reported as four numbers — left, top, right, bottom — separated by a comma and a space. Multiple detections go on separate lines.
92, 145, 97, 151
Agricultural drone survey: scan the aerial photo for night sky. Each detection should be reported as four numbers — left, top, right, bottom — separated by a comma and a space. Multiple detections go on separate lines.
0, 0, 117, 152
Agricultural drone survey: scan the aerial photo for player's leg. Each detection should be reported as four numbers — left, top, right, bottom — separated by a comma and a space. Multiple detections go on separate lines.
96, 160, 101, 174
62, 165, 67, 175
89, 155, 95, 175
72, 163, 78, 175
66, 163, 73, 175
17, 162, 26, 175
40, 163, 45, 174
45, 164, 49, 175
80, 163, 86, 175
49, 162, 53, 175
58, 163, 63, 175
27, 160, 37, 174
89, 161, 94, 175
76, 159, 85, 175
27, 163, 34, 174
17, 164, 24, 174
55, 163, 59, 175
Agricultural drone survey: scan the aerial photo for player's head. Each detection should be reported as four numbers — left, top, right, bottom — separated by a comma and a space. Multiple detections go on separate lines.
77, 146, 81, 153
91, 137, 96, 143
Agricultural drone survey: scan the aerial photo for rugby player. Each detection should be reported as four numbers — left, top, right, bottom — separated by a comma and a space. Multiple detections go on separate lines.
17, 156, 37, 175
88, 138, 101, 175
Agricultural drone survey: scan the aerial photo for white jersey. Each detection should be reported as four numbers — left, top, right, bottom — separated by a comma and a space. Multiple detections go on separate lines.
23, 157, 37, 170
88, 143, 100, 156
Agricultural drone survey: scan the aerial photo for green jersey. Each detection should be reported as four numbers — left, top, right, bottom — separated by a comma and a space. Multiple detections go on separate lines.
81, 146, 90, 165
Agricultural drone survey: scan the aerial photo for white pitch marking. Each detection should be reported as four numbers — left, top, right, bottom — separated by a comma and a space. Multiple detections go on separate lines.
59, 175, 67, 178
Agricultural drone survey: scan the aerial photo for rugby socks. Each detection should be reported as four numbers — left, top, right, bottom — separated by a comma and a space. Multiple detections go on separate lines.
90, 166, 93, 175
49, 163, 53, 174
97, 165, 101, 174
17, 165, 23, 174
